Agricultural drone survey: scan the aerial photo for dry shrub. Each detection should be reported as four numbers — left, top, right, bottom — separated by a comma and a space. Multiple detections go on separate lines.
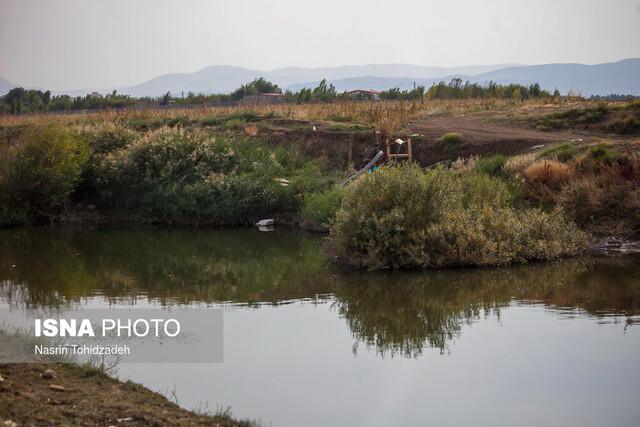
519, 146, 640, 236
451, 156, 479, 175
555, 151, 640, 236
523, 161, 571, 183
244, 125, 259, 136
504, 153, 536, 176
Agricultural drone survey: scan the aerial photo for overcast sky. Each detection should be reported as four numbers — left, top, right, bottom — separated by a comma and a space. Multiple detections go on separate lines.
1, 0, 639, 90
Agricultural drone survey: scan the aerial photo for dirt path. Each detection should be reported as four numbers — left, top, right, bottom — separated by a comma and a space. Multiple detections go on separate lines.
406, 109, 596, 165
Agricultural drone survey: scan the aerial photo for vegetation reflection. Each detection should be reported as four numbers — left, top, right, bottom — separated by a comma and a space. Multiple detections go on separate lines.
0, 228, 638, 357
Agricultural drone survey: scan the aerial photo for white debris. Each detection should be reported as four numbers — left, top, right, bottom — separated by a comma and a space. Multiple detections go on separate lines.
255, 219, 275, 227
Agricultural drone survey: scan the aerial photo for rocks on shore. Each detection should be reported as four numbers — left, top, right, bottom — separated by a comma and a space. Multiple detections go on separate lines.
42, 369, 57, 379
590, 236, 640, 256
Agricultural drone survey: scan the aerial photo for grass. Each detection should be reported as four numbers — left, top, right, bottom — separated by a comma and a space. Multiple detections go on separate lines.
473, 154, 508, 178
299, 186, 345, 231
538, 142, 580, 162
437, 132, 464, 157
532, 101, 640, 134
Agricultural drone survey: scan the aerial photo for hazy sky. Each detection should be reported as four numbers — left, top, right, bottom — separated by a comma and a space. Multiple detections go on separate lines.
1, 0, 639, 90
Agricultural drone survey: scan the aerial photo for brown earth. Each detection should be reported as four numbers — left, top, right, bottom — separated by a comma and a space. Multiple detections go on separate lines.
255, 108, 605, 168
0, 362, 250, 426
405, 109, 597, 165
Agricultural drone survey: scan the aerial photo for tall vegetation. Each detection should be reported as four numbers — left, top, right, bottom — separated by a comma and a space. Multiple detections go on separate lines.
327, 163, 587, 269
0, 124, 90, 225
425, 78, 552, 100
230, 77, 283, 100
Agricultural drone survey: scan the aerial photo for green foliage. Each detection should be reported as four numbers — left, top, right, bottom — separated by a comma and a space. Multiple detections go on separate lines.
535, 104, 616, 131
0, 125, 90, 225
589, 143, 613, 164
327, 164, 587, 269
539, 143, 579, 162
201, 116, 226, 127
230, 78, 282, 101
437, 133, 464, 157
381, 85, 425, 101
299, 186, 345, 231
426, 79, 551, 100
165, 116, 190, 128
223, 118, 246, 130
473, 155, 508, 177
89, 128, 331, 224
606, 114, 640, 134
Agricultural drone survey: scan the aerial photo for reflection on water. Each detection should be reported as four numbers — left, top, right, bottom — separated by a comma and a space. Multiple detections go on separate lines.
1, 227, 639, 358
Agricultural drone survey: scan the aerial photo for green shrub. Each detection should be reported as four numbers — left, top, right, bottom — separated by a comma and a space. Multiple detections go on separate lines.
224, 118, 246, 130
539, 143, 579, 162
327, 163, 587, 269
589, 143, 613, 164
473, 155, 508, 177
437, 133, 463, 156
606, 114, 640, 134
201, 116, 226, 126
90, 128, 330, 224
0, 125, 90, 225
299, 186, 345, 231
82, 122, 137, 154
228, 111, 259, 122
166, 116, 190, 128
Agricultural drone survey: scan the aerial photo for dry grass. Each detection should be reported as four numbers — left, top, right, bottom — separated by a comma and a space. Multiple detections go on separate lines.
515, 144, 640, 236
0, 98, 558, 137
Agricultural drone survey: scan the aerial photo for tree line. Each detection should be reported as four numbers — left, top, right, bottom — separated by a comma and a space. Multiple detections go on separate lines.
1, 77, 575, 114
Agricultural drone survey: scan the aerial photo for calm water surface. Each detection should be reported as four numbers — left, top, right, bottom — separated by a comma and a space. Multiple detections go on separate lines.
1, 227, 639, 426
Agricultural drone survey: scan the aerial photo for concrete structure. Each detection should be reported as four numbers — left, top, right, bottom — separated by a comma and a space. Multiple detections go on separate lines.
242, 93, 285, 106
346, 89, 381, 101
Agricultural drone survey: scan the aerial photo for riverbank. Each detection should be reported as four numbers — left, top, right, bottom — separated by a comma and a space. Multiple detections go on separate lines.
1, 99, 638, 266
0, 362, 254, 426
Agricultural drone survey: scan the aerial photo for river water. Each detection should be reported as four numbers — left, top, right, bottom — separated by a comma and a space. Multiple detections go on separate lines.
1, 227, 639, 426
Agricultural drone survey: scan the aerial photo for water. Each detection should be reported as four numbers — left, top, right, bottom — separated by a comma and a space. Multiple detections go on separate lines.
1, 227, 639, 426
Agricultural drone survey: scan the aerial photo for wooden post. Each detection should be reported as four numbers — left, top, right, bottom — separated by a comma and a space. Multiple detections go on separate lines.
407, 138, 412, 164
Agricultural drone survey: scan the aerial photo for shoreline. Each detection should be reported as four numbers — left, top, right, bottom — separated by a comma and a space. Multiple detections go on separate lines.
0, 362, 254, 426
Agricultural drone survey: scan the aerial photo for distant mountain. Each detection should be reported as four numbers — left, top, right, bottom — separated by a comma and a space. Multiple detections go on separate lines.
467, 58, 640, 96
267, 63, 518, 83
119, 66, 285, 98
2, 59, 638, 98
111, 63, 519, 98
286, 59, 640, 97
0, 76, 19, 95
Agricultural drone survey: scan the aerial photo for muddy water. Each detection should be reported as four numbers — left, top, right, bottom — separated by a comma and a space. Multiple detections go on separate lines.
1, 228, 639, 426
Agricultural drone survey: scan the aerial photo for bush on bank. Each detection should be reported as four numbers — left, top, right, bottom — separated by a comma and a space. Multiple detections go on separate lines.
0, 124, 89, 226
89, 127, 334, 223
327, 163, 588, 269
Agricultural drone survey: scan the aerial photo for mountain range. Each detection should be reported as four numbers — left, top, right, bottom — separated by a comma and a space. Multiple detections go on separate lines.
1, 58, 639, 98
